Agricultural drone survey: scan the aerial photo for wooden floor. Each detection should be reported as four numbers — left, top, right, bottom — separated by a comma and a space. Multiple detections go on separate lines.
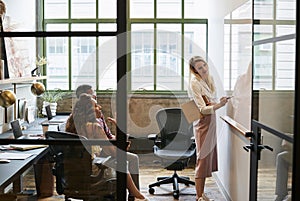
257, 168, 292, 201
4, 153, 293, 201
11, 153, 226, 201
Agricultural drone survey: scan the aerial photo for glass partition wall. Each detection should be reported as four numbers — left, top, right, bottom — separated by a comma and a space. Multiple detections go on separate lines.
0, 1, 207, 199
252, 0, 296, 200
224, 0, 298, 200
2, 0, 127, 200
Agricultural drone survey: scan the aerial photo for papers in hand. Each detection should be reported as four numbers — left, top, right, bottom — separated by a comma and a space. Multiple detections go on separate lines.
181, 99, 203, 124
0, 152, 33, 160
9, 144, 48, 151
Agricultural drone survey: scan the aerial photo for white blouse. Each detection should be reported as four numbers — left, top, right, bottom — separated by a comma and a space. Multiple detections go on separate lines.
189, 76, 217, 115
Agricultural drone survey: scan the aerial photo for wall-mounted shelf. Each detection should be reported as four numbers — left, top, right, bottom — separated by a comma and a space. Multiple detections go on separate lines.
0, 76, 47, 85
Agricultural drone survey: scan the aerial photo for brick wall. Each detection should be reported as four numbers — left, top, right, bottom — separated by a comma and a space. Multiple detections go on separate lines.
41, 93, 189, 152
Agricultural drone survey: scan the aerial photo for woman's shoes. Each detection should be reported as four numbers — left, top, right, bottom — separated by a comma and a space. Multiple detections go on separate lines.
197, 193, 214, 201
202, 193, 214, 201
134, 197, 149, 201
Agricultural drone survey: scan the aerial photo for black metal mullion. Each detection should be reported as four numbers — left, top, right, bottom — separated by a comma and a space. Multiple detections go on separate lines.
292, 0, 300, 199
116, 0, 127, 200
250, 2, 256, 200
249, 122, 259, 201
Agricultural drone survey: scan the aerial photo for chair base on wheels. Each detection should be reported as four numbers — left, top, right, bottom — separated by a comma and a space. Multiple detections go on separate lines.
148, 171, 195, 199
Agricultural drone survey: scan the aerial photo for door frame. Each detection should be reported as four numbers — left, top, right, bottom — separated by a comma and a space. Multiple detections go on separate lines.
292, 0, 300, 199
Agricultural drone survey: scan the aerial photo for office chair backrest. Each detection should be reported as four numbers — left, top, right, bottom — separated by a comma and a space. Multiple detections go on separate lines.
46, 131, 93, 194
156, 108, 194, 151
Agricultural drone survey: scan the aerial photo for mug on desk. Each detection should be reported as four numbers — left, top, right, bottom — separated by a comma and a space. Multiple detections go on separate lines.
42, 124, 49, 136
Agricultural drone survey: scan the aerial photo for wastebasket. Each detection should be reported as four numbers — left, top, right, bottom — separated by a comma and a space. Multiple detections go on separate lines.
34, 159, 54, 197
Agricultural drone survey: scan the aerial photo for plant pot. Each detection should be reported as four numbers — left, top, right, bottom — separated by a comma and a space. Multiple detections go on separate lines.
42, 101, 57, 116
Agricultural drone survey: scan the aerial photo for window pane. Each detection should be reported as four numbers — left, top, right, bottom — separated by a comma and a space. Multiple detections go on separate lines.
224, 24, 231, 90
231, 24, 252, 85
131, 24, 154, 91
130, 0, 154, 18
157, 0, 181, 19
99, 0, 116, 18
184, 0, 203, 18
157, 24, 181, 91
224, 23, 252, 91
99, 37, 117, 90
184, 24, 207, 90
99, 23, 117, 32
71, 24, 96, 89
277, 0, 296, 20
276, 25, 295, 37
253, 0, 273, 19
46, 24, 69, 89
275, 39, 295, 90
254, 25, 273, 41
253, 45, 273, 90
44, 0, 68, 19
71, 0, 96, 18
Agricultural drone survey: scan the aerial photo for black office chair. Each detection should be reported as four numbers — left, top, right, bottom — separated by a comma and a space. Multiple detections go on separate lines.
46, 131, 116, 201
148, 108, 196, 199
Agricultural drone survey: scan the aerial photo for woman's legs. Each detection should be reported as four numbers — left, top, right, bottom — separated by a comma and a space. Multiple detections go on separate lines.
195, 177, 206, 200
127, 152, 140, 189
127, 173, 145, 199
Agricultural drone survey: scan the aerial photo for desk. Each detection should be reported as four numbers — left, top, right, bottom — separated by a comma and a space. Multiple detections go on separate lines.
0, 117, 68, 139
0, 116, 69, 194
40, 115, 70, 126
0, 147, 48, 193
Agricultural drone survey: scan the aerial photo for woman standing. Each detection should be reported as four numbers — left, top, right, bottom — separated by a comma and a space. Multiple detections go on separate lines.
189, 56, 228, 201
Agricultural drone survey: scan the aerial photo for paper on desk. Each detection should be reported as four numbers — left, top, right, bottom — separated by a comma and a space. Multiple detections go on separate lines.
9, 144, 48, 151
0, 152, 33, 160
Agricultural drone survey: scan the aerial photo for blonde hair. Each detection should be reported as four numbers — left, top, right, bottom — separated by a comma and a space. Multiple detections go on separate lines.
189, 56, 215, 93
0, 1, 6, 17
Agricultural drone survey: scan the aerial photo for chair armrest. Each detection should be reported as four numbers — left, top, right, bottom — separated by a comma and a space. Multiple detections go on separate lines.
91, 156, 113, 182
94, 156, 112, 167
148, 133, 162, 147
126, 133, 136, 140
189, 136, 196, 150
148, 133, 158, 141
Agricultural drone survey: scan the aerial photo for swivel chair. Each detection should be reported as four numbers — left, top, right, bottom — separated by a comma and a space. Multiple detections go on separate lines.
148, 108, 195, 199
46, 131, 116, 201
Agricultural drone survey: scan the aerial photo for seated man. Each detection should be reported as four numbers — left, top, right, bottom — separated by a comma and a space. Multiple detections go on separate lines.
66, 84, 140, 201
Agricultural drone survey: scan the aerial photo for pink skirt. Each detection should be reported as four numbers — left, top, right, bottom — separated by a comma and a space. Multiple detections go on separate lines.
194, 114, 218, 178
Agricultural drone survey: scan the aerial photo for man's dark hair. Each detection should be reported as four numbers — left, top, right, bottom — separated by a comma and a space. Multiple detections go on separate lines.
75, 84, 92, 98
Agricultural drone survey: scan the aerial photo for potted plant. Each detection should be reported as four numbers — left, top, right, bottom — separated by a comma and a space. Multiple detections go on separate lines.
41, 89, 70, 116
